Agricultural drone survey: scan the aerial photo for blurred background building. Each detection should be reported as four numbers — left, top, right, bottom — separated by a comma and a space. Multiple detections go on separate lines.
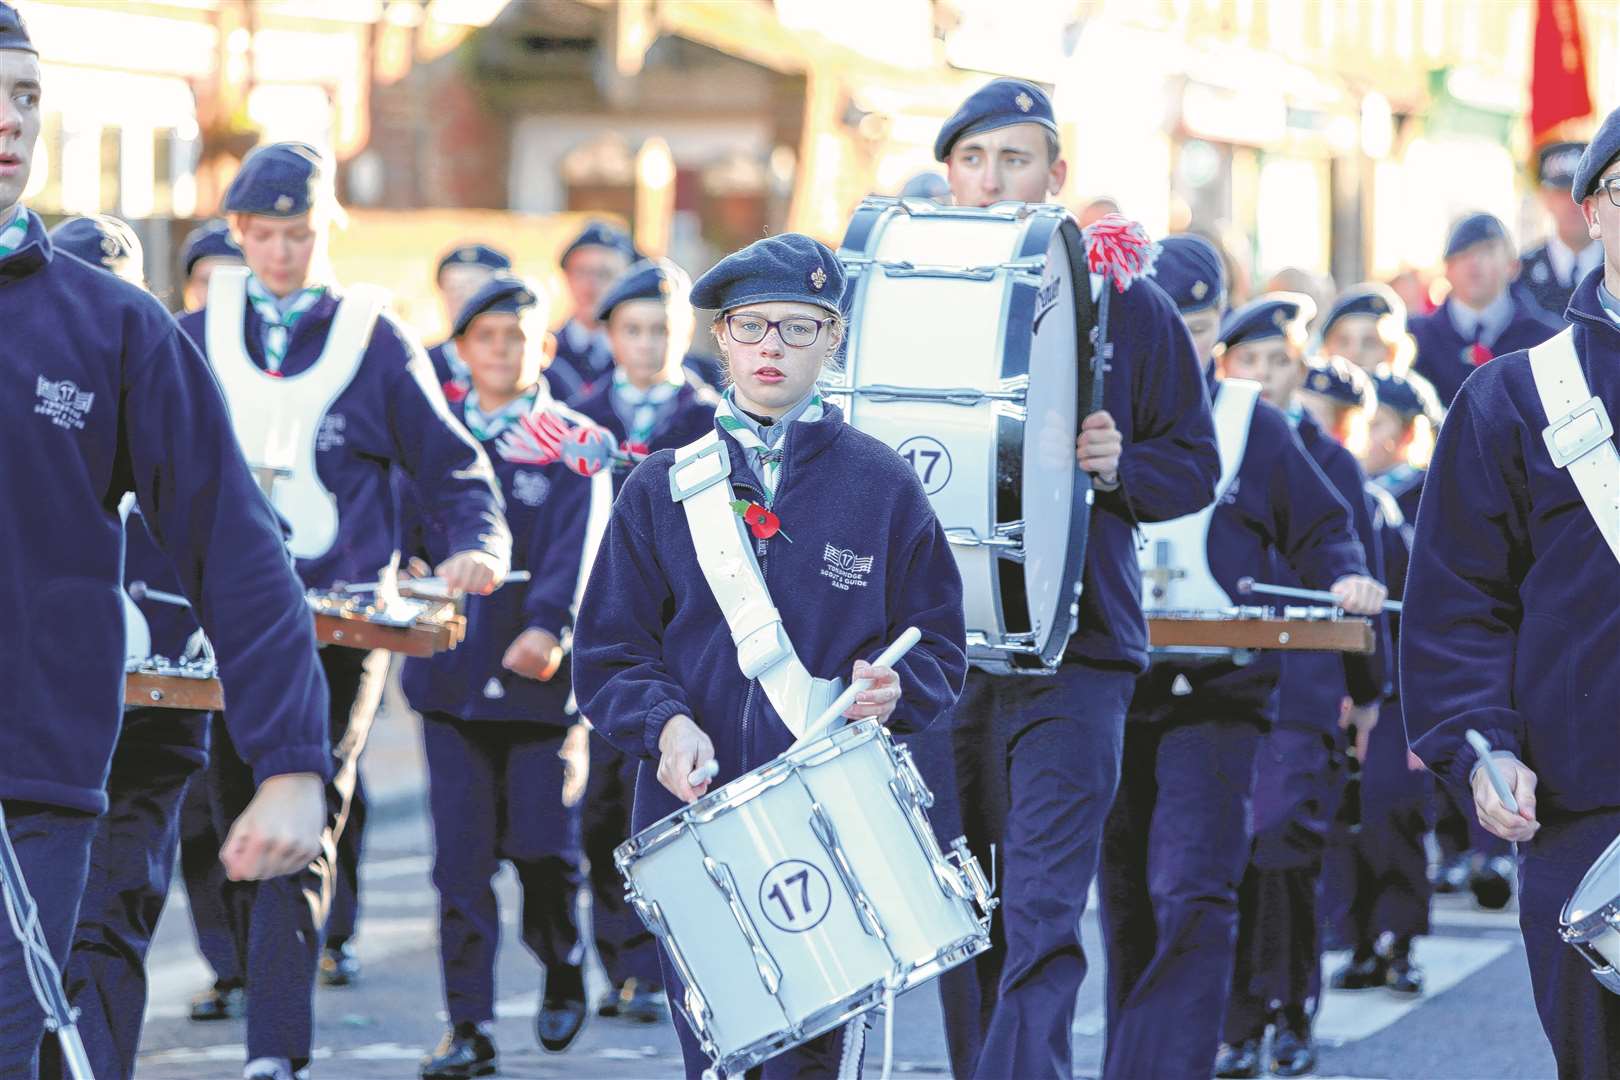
16, 0, 1618, 332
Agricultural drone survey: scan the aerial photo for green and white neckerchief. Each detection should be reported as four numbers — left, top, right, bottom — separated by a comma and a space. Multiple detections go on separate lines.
0, 205, 28, 259
440, 339, 469, 381
462, 384, 542, 442
245, 275, 327, 375
612, 368, 682, 445
714, 387, 823, 507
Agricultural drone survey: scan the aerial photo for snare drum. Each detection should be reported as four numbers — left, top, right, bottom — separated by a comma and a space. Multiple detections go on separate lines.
1561, 832, 1620, 994
615, 718, 994, 1078
831, 198, 1094, 674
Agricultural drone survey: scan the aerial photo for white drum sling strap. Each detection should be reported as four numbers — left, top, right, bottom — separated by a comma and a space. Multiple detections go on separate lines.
1137, 378, 1261, 612
669, 430, 843, 738
1528, 327, 1620, 565
205, 265, 385, 561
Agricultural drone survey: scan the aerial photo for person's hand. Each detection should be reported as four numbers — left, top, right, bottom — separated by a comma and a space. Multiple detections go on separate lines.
1471, 754, 1540, 843
843, 660, 901, 724
1330, 574, 1387, 616
1076, 410, 1122, 484
656, 715, 715, 803
1338, 700, 1379, 760
503, 628, 563, 681
1407, 750, 1427, 773
220, 773, 326, 881
437, 550, 505, 596
398, 556, 432, 581
560, 722, 590, 807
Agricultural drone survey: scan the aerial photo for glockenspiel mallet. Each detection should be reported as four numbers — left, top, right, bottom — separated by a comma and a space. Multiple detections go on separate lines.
1235, 576, 1403, 614
128, 580, 192, 608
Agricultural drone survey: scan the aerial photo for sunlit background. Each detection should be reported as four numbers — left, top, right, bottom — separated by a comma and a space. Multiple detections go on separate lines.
15, 0, 1618, 339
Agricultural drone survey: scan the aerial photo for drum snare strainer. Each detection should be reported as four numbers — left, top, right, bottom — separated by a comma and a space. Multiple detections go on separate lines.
1562, 833, 1620, 994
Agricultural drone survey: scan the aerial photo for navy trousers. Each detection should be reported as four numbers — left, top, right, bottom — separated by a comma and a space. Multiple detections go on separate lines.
1518, 809, 1620, 1080
943, 663, 1135, 1080
324, 770, 366, 950
1225, 728, 1338, 1042
422, 713, 583, 1026
178, 720, 243, 988
209, 644, 386, 1062
1099, 714, 1262, 1080
40, 709, 209, 1080
0, 801, 97, 1078
581, 733, 661, 993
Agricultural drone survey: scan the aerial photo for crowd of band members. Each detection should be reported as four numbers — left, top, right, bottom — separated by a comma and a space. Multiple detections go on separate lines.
3, 7, 1616, 1074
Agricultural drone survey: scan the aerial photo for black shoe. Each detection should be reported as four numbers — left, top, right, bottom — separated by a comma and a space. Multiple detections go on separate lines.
1269, 1023, 1318, 1077
319, 942, 360, 987
420, 1023, 497, 1080
1434, 854, 1470, 894
621, 983, 667, 1025
537, 966, 588, 1053
1470, 856, 1515, 910
1213, 1039, 1262, 1078
596, 986, 623, 1018
1330, 949, 1389, 990
1386, 953, 1425, 996
188, 980, 244, 1022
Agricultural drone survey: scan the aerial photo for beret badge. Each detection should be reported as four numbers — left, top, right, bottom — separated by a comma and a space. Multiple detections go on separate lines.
810, 266, 828, 291
1191, 280, 1208, 300
100, 237, 119, 257
1015, 91, 1034, 113
274, 194, 294, 213
1273, 309, 1289, 329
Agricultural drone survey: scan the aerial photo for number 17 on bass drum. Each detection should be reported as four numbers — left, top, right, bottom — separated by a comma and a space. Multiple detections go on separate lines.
830, 197, 1096, 675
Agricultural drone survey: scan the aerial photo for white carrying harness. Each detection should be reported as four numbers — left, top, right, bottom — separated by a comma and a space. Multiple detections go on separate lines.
1136, 378, 1262, 610
669, 430, 844, 739
205, 266, 386, 561
1528, 327, 1620, 565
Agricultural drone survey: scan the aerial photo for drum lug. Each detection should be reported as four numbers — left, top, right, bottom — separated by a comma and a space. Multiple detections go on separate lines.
633, 895, 719, 1051
893, 745, 935, 809
809, 803, 892, 945
947, 837, 999, 919
701, 856, 785, 997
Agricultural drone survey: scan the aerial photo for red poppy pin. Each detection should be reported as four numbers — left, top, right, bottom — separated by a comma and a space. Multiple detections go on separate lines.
1468, 342, 1493, 367
730, 499, 792, 542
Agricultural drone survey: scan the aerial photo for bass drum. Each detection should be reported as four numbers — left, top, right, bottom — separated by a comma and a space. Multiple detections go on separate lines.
830, 198, 1096, 674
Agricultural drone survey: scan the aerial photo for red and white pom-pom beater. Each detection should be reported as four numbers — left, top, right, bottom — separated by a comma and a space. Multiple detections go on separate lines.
1083, 213, 1159, 293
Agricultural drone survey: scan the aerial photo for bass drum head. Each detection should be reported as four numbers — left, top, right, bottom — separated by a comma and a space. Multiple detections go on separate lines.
1016, 219, 1083, 660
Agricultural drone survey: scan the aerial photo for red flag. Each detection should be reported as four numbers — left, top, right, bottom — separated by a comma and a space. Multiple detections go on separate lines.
1530, 0, 1592, 141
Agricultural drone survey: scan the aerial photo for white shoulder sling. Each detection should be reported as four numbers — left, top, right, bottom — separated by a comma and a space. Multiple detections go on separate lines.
1527, 327, 1620, 564
669, 430, 843, 738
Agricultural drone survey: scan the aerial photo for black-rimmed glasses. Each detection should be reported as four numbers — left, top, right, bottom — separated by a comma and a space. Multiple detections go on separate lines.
1600, 177, 1620, 208
723, 314, 834, 348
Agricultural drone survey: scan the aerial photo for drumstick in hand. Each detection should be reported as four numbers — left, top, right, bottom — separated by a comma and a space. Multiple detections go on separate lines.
686, 759, 720, 787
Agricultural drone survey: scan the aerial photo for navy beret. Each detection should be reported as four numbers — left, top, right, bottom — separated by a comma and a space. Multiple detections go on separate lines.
1151, 234, 1225, 313
899, 172, 951, 201
1301, 356, 1376, 412
179, 219, 242, 278
935, 78, 1058, 163
1372, 369, 1442, 425
0, 2, 34, 53
559, 221, 636, 268
436, 243, 511, 279
690, 233, 845, 316
1320, 283, 1403, 339
1217, 293, 1315, 351
224, 142, 326, 218
452, 272, 541, 338
596, 258, 691, 323
50, 215, 143, 280
1573, 106, 1620, 203
1443, 212, 1509, 259
1537, 140, 1586, 188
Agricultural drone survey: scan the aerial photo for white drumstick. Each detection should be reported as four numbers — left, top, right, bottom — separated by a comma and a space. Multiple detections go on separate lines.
1465, 729, 1520, 814
686, 759, 720, 787
802, 626, 925, 743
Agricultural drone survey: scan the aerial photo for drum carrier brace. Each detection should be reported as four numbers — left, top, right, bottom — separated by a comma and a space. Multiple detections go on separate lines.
1529, 327, 1620, 565
668, 430, 845, 739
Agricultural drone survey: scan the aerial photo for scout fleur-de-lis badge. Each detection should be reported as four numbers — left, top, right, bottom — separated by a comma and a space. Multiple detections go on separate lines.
1191, 280, 1208, 300
1273, 309, 1289, 329
1015, 91, 1034, 113
810, 266, 827, 291
274, 195, 294, 213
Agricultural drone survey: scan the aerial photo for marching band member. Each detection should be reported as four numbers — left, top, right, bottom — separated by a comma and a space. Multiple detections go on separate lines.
0, 8, 329, 1075
1410, 212, 1562, 406
1319, 283, 1415, 378
177, 141, 512, 1080
402, 274, 597, 1077
936, 79, 1220, 1080
47, 213, 143, 285
426, 242, 512, 402
1297, 354, 1377, 459
547, 221, 636, 403
1517, 141, 1601, 321
1403, 111, 1620, 1078
1100, 237, 1380, 1080
178, 218, 244, 312
1215, 304, 1389, 1079
1327, 370, 1444, 999
571, 256, 716, 1025
572, 233, 968, 1078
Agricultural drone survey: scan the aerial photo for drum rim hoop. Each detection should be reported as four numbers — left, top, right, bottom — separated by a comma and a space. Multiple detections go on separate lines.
1561, 833, 1620, 937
